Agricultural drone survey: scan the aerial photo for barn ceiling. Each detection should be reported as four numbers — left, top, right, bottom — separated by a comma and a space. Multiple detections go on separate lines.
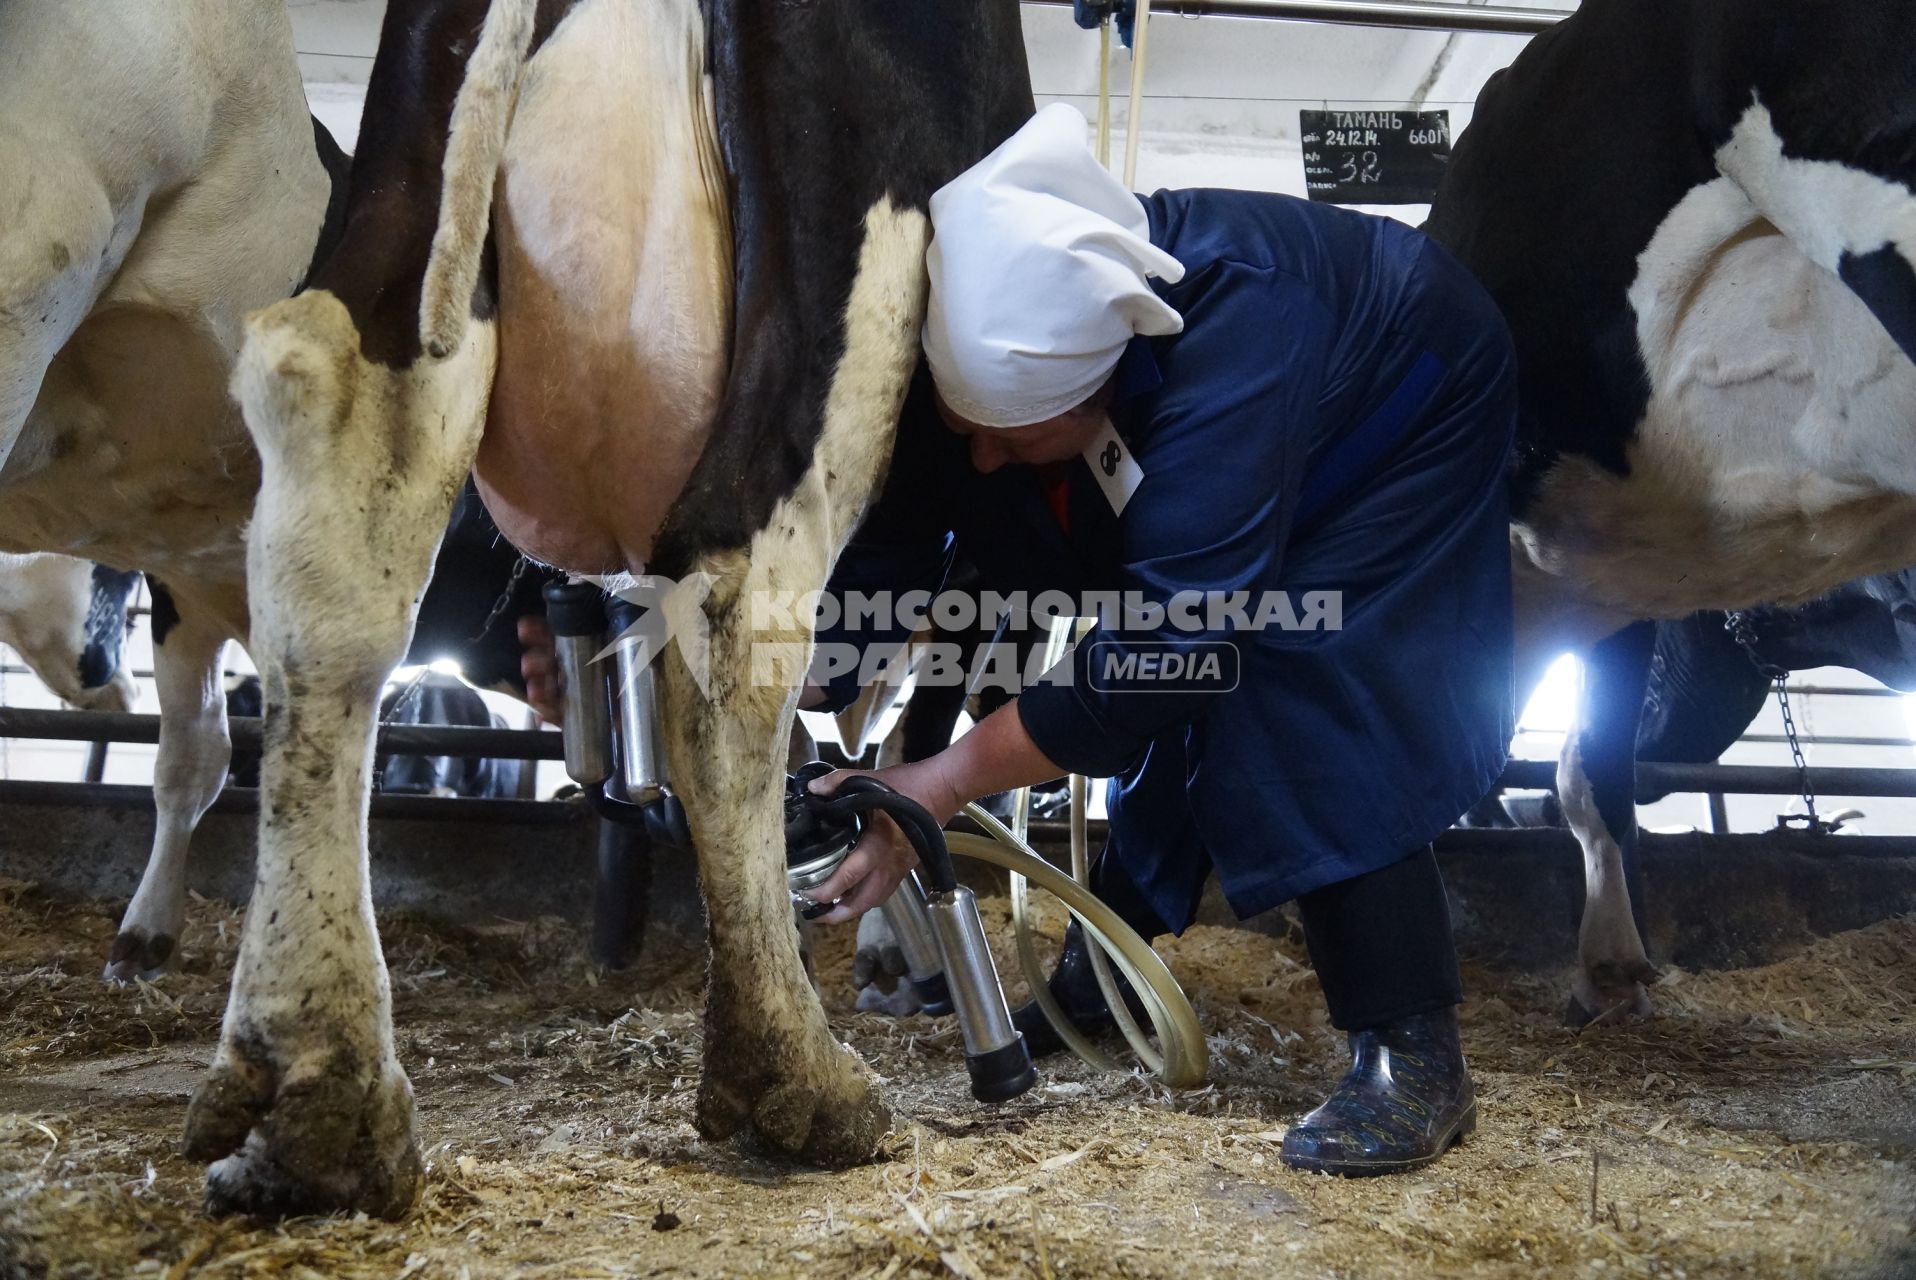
288, 0, 1576, 208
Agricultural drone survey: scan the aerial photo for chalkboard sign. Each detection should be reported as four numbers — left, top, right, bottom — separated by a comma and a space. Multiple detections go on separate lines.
1300, 110, 1451, 205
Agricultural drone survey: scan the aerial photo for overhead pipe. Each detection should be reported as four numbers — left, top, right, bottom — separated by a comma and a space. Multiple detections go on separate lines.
1023, 0, 1569, 36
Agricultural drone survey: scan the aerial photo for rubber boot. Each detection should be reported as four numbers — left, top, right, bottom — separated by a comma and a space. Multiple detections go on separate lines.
1280, 1007, 1477, 1176
1010, 918, 1148, 1058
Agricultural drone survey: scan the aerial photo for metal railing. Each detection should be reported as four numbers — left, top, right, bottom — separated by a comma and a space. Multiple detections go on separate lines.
0, 708, 563, 763
6, 707, 1916, 800
1022, 0, 1571, 36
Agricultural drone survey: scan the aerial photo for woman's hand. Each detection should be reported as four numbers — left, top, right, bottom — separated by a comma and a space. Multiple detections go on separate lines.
803, 757, 963, 924
518, 616, 565, 725
801, 700, 1070, 924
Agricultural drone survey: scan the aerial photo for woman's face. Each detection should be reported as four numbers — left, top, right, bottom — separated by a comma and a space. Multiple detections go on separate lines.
934, 394, 1107, 474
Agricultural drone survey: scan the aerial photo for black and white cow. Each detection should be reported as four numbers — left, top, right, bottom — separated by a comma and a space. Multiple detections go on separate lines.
1424, 0, 1916, 1022
182, 0, 1031, 1219
0, 555, 139, 714
1612, 570, 1916, 805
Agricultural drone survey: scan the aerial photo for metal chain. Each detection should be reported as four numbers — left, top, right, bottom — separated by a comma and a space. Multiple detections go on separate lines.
470, 554, 534, 644
371, 665, 435, 793
1724, 610, 1825, 833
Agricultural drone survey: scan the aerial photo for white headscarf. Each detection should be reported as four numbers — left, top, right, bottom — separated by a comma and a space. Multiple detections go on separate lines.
924, 104, 1186, 429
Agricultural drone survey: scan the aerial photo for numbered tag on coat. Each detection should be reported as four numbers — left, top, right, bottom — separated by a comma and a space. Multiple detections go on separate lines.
1084, 421, 1144, 517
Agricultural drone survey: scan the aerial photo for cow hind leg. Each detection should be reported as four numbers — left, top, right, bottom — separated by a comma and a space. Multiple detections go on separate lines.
181, 0, 525, 1219
105, 590, 231, 982
668, 199, 929, 1165
1559, 622, 1659, 1027
181, 289, 494, 1218
667, 560, 891, 1164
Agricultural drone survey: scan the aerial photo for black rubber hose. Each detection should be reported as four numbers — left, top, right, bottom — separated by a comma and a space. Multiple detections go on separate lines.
587, 783, 691, 849
819, 781, 945, 852
816, 780, 958, 894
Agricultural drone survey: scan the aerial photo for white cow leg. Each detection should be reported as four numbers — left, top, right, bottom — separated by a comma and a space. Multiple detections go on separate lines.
1512, 551, 1654, 1023
1558, 725, 1657, 1027
183, 288, 493, 1218
105, 607, 230, 982
664, 566, 890, 1165
668, 198, 927, 1165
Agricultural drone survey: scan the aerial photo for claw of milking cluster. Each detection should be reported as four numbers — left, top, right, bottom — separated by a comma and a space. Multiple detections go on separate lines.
783, 763, 1036, 1103
785, 763, 863, 920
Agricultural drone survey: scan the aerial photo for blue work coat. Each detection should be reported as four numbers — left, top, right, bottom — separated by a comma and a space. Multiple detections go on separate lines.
827, 187, 1518, 932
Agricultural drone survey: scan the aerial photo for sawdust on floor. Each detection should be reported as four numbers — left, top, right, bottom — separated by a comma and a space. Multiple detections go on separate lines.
1, 876, 1912, 1279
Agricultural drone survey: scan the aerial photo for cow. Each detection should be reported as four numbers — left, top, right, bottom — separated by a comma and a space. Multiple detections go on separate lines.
0, 554, 139, 714
176, 0, 1032, 1219
1422, 0, 1916, 1023
0, 2, 343, 982
1471, 568, 1916, 835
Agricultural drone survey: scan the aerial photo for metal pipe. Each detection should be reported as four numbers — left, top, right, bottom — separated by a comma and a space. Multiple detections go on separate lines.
82, 741, 108, 784
1022, 0, 1569, 36
1498, 758, 1916, 796
1429, 826, 1916, 861
880, 872, 956, 1015
9, 708, 1916, 793
1782, 685, 1905, 699
0, 778, 582, 825
0, 707, 564, 761
925, 884, 1037, 1102
1706, 792, 1729, 835
1740, 733, 1916, 749
553, 633, 613, 784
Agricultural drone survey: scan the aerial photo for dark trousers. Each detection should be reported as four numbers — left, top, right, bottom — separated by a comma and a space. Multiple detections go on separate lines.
1296, 844, 1462, 1030
1093, 842, 1462, 1032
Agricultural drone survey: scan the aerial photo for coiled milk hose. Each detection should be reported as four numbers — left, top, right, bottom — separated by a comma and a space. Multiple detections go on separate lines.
947, 610, 1206, 1089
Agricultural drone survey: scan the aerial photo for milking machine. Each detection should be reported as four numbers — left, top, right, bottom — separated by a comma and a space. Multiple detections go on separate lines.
544, 580, 1211, 1097
543, 579, 1044, 1103
781, 762, 1038, 1102
544, 582, 693, 848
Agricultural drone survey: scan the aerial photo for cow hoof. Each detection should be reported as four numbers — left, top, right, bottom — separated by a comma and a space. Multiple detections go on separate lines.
695, 1030, 891, 1167
1565, 972, 1656, 1029
184, 1044, 421, 1219
101, 928, 177, 985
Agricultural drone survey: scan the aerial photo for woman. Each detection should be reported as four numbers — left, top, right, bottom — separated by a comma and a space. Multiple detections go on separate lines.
804, 103, 1518, 1177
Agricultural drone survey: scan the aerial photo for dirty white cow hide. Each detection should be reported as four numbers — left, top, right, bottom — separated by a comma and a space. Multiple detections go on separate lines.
0, 2, 336, 981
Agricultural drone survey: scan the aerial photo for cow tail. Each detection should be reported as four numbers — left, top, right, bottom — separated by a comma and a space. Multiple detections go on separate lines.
419, 0, 537, 359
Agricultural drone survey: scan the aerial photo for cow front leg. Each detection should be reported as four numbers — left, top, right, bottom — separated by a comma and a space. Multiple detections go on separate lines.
105, 589, 232, 982
182, 288, 493, 1218
1558, 623, 1659, 1026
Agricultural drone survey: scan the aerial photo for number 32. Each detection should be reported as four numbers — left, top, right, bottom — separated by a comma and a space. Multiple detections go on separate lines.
1338, 151, 1382, 184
